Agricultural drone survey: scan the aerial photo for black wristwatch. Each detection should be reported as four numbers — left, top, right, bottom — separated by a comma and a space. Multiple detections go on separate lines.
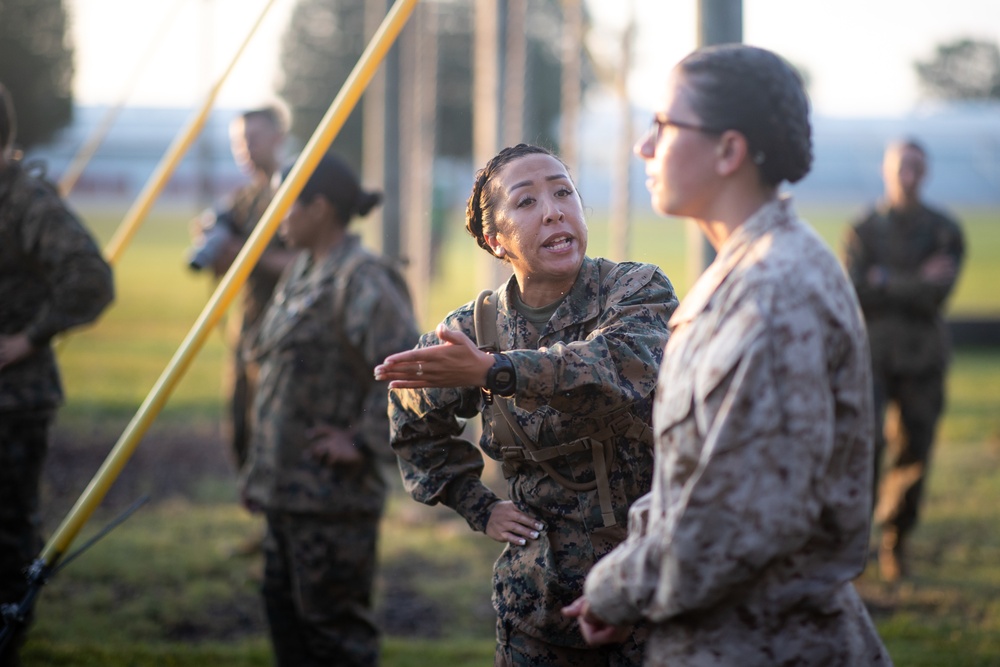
484, 353, 517, 397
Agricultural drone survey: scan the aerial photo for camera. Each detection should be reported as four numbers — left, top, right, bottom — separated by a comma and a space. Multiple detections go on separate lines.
187, 209, 238, 271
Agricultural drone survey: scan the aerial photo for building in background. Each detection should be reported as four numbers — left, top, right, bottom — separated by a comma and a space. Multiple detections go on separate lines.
25, 100, 1000, 213
24, 106, 252, 210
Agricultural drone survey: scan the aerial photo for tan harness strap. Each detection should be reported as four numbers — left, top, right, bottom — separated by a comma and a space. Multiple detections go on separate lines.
474, 278, 622, 527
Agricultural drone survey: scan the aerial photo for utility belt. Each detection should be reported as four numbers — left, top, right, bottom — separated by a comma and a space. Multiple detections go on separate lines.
491, 403, 649, 528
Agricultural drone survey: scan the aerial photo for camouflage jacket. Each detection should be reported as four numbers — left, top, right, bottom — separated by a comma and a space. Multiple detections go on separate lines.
844, 201, 964, 375
389, 257, 678, 647
224, 179, 286, 337
585, 199, 891, 666
0, 161, 114, 413
241, 235, 419, 516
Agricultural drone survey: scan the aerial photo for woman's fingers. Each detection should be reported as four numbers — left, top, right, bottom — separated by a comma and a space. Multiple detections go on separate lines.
376, 329, 493, 388
486, 501, 545, 545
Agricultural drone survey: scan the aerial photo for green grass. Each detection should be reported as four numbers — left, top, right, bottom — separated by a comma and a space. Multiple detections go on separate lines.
19, 204, 1000, 665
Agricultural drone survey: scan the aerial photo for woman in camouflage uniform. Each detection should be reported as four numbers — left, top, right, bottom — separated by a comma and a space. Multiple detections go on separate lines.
241, 154, 418, 667
566, 45, 892, 666
376, 144, 678, 666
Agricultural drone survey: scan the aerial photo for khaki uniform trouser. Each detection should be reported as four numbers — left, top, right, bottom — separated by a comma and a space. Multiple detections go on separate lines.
872, 368, 945, 536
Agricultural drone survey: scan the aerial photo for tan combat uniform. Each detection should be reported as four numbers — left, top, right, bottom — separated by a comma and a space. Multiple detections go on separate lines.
389, 257, 678, 664
585, 199, 892, 667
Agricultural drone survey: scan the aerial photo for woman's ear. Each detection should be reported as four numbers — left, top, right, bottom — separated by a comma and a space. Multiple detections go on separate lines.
714, 130, 750, 177
485, 233, 505, 257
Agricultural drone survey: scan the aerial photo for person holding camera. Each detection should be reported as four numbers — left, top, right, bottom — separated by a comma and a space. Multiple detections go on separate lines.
188, 105, 296, 475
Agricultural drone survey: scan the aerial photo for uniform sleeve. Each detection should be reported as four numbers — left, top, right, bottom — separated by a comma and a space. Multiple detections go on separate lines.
585, 295, 841, 625
844, 213, 965, 319
344, 261, 421, 462
842, 218, 883, 313
389, 310, 503, 532
509, 263, 677, 415
21, 195, 114, 346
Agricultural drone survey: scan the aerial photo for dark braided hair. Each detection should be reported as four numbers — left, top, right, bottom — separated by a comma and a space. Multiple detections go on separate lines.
282, 153, 382, 227
465, 143, 567, 255
678, 45, 812, 186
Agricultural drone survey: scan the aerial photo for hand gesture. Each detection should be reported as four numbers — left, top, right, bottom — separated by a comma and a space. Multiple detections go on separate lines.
306, 423, 363, 466
919, 253, 957, 285
486, 500, 544, 546
374, 323, 494, 389
0, 333, 35, 371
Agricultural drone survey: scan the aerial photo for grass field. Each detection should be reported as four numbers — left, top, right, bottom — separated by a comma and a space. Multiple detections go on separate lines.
17, 203, 1000, 665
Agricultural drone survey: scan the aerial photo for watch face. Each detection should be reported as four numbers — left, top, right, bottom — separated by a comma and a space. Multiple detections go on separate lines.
496, 370, 512, 384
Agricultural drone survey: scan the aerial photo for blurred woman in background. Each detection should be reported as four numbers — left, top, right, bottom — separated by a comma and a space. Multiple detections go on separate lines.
242, 154, 418, 667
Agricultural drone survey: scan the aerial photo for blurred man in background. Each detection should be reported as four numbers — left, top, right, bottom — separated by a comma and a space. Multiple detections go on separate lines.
0, 82, 114, 666
843, 138, 965, 582
188, 105, 295, 483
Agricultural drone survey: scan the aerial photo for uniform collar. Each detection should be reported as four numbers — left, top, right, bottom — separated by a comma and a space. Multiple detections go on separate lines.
670, 196, 795, 328
496, 256, 601, 335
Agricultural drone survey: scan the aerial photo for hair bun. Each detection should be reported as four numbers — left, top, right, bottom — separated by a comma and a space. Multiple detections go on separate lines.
356, 190, 383, 218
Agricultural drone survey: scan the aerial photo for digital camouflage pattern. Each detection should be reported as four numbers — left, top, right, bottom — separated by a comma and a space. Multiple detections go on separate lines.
585, 199, 891, 666
844, 202, 964, 536
0, 161, 114, 411
242, 233, 419, 515
1, 160, 113, 667
389, 256, 678, 652
242, 234, 418, 667
262, 513, 381, 667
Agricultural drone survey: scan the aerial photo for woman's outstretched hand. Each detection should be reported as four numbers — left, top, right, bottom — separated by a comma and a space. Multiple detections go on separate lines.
374, 323, 495, 389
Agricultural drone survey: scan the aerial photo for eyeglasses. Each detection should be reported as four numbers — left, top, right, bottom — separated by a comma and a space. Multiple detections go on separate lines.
647, 114, 724, 142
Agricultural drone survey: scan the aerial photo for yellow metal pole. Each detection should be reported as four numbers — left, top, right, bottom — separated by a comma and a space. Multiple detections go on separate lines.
102, 0, 278, 266
40, 0, 419, 568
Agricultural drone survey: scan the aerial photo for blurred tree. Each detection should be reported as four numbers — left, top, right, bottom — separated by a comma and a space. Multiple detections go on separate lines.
278, 0, 366, 167
277, 0, 579, 164
0, 0, 74, 150
915, 38, 1000, 100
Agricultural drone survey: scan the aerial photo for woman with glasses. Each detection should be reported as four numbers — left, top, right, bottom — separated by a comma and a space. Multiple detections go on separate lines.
564, 45, 892, 666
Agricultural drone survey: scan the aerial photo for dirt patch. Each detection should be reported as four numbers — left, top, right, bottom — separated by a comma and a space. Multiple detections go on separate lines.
40, 424, 454, 641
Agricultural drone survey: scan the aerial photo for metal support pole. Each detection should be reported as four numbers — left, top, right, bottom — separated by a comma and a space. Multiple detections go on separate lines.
474, 0, 508, 291
688, 0, 742, 279
102, 0, 278, 266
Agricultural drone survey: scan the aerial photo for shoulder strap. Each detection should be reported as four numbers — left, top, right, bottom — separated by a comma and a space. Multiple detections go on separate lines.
473, 281, 621, 526
473, 289, 500, 353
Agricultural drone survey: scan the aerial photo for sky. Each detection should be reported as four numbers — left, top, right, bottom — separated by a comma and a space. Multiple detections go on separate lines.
68, 0, 1000, 118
